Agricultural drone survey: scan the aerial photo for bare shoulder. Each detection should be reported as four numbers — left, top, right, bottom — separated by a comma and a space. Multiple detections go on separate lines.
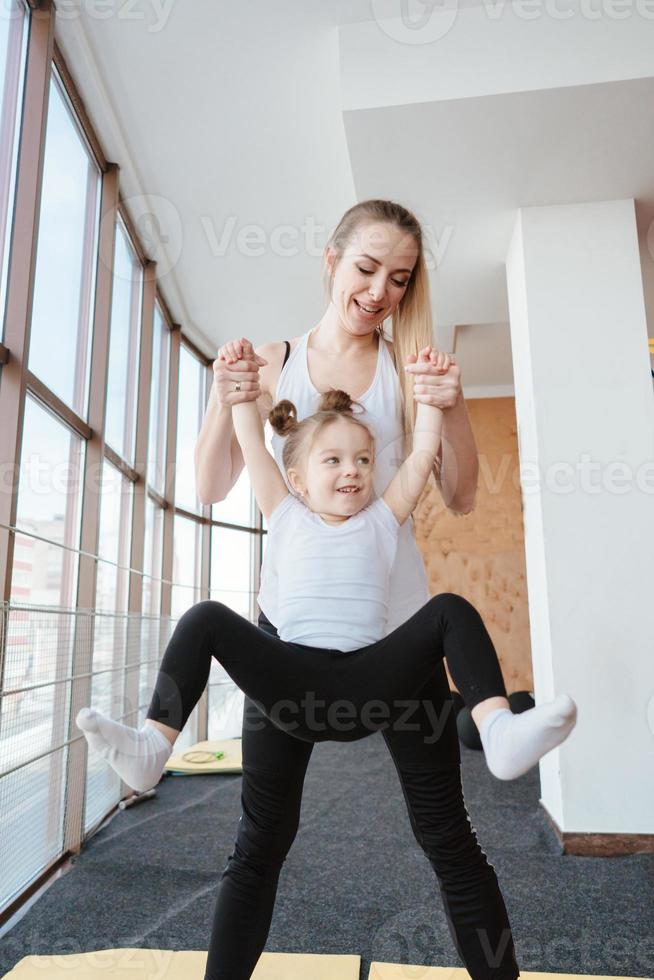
255, 335, 302, 396
254, 335, 302, 419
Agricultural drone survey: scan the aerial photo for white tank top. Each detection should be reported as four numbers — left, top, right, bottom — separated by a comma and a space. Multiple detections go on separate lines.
267, 493, 400, 651
258, 327, 431, 633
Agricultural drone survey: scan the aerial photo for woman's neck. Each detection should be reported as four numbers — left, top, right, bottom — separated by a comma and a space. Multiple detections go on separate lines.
312, 307, 379, 357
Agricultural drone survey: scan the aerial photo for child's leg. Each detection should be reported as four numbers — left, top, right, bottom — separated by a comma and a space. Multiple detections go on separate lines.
77, 600, 336, 791
383, 664, 519, 980
338, 593, 577, 780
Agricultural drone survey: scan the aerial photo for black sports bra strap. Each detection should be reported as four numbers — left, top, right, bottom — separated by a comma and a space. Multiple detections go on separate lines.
281, 340, 291, 369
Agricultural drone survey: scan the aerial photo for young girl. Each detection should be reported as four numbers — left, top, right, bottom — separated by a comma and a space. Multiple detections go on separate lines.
77, 342, 576, 980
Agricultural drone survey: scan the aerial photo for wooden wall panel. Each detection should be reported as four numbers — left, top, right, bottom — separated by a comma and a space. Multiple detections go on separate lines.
414, 396, 534, 694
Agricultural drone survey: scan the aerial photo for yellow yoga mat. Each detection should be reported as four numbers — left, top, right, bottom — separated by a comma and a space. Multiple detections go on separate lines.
5, 948, 361, 979
164, 738, 242, 775
369, 968, 651, 980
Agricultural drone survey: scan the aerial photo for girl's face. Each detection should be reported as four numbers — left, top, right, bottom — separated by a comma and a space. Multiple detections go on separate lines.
288, 419, 375, 522
326, 221, 419, 337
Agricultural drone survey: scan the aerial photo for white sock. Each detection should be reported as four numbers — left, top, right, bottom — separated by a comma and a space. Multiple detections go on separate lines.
76, 707, 173, 793
478, 694, 577, 781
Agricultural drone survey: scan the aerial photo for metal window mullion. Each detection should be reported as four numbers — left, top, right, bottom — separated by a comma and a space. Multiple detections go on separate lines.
124, 261, 155, 747
161, 326, 180, 616
25, 369, 92, 440
63, 163, 119, 855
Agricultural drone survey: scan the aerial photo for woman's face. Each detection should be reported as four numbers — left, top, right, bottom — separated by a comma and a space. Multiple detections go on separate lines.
327, 221, 419, 337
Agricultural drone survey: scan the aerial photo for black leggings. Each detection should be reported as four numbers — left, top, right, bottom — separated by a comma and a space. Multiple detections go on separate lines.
146, 593, 519, 980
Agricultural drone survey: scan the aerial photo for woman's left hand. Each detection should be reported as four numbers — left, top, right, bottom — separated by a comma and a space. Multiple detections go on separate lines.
405, 346, 461, 409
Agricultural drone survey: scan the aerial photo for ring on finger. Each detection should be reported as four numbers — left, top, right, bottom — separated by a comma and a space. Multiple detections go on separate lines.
235, 382, 241, 392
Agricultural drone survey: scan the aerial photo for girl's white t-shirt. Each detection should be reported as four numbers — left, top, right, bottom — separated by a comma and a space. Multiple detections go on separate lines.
258, 327, 431, 634
266, 493, 400, 651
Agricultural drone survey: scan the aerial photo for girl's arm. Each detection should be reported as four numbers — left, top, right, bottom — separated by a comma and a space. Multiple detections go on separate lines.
232, 390, 289, 521
383, 347, 444, 526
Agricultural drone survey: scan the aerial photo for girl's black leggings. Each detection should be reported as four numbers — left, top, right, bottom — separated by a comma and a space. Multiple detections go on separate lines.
146, 593, 519, 980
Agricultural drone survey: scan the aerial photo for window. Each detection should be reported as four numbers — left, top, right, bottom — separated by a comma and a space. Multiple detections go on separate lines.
28, 71, 100, 417
175, 344, 205, 513
104, 218, 142, 463
11, 395, 84, 607
212, 466, 253, 528
147, 303, 169, 495
171, 513, 201, 620
142, 496, 164, 617
210, 526, 252, 619
0, 0, 28, 339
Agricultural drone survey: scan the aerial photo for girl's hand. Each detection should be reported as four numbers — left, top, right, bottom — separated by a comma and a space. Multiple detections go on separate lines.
213, 337, 268, 406
405, 346, 461, 409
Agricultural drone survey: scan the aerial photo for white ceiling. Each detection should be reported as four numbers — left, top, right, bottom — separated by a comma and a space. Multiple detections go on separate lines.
54, 0, 654, 395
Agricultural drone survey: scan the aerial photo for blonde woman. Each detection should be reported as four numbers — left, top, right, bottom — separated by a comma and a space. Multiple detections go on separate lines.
78, 200, 576, 980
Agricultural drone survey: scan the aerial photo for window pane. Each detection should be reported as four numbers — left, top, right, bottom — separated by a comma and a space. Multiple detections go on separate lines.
142, 496, 164, 617
11, 395, 84, 607
171, 513, 201, 620
85, 461, 133, 832
0, 1, 28, 340
175, 346, 205, 513
212, 466, 254, 528
208, 526, 253, 740
210, 526, 252, 620
104, 219, 142, 462
146, 304, 169, 494
28, 72, 100, 417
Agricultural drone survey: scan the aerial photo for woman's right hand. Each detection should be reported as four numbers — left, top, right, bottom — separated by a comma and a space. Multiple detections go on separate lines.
213, 337, 268, 406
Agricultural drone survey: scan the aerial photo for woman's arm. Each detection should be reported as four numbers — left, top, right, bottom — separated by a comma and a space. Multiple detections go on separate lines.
232, 399, 289, 520
194, 339, 281, 504
404, 352, 478, 515
438, 393, 479, 515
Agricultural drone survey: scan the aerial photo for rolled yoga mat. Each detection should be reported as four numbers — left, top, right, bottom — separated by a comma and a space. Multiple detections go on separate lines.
5, 949, 361, 979
163, 738, 242, 775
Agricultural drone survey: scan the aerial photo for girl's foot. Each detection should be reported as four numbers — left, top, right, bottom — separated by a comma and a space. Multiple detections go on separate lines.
76, 708, 173, 792
478, 694, 577, 780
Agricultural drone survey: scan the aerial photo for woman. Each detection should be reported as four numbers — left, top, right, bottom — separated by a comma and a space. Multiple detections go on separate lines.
192, 199, 526, 979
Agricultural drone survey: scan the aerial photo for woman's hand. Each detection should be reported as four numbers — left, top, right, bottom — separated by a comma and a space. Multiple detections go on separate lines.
213, 337, 267, 406
405, 346, 461, 409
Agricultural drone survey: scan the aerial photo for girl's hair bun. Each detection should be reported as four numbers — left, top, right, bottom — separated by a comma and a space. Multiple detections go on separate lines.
318, 389, 358, 414
268, 399, 299, 435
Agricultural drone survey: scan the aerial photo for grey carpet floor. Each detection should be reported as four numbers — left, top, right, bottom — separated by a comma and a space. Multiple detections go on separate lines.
1, 735, 653, 978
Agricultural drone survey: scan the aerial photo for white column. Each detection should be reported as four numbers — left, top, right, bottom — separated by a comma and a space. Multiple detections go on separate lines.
505, 199, 654, 834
